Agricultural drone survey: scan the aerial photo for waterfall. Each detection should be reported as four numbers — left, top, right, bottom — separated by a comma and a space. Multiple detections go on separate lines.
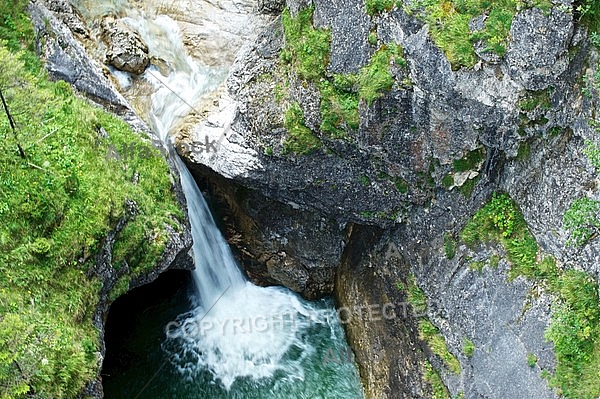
103, 11, 325, 390
75, 2, 363, 395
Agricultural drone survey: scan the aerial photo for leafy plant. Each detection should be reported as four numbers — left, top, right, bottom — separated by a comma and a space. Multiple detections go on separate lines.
563, 197, 600, 246
366, 0, 395, 15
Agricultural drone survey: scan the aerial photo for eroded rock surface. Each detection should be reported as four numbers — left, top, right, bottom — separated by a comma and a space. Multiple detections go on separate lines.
102, 17, 150, 74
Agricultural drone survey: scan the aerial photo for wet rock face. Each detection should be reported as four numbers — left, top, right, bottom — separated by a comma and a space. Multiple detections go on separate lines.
102, 18, 150, 74
185, 164, 343, 300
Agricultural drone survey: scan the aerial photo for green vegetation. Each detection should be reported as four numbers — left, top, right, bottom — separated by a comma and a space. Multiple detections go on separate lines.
563, 139, 600, 247
459, 176, 478, 197
368, 31, 379, 46
0, 35, 182, 399
576, 0, 600, 34
401, 276, 462, 375
359, 174, 371, 186
366, 0, 395, 15
394, 176, 409, 193
280, 7, 331, 82
563, 197, 600, 246
404, 274, 428, 314
463, 338, 476, 357
423, 361, 451, 399
517, 141, 531, 160
527, 353, 538, 367
461, 193, 600, 398
518, 88, 553, 113
319, 76, 360, 137
442, 173, 454, 188
444, 232, 457, 259
406, 0, 552, 69
283, 103, 322, 155
358, 44, 406, 105
461, 193, 541, 280
468, 260, 486, 271
419, 319, 461, 370
0, 3, 184, 396
489, 253, 501, 267
279, 7, 410, 150
453, 148, 485, 172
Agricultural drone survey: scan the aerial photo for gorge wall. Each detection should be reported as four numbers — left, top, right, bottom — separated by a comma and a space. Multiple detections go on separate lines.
179, 0, 600, 397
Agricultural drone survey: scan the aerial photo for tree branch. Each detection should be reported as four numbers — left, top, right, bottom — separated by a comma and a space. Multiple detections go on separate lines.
0, 87, 26, 159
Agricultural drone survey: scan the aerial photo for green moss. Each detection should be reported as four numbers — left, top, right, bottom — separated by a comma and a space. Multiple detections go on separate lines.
419, 319, 462, 374
517, 141, 531, 160
444, 232, 457, 259
459, 176, 478, 197
405, 274, 429, 313
368, 31, 379, 46
406, 0, 527, 68
402, 275, 461, 375
469, 260, 486, 271
359, 174, 370, 186
547, 126, 563, 138
463, 338, 476, 357
518, 88, 553, 112
283, 103, 322, 155
423, 361, 451, 399
394, 177, 409, 193
527, 353, 538, 367
0, 37, 182, 397
442, 173, 455, 188
453, 148, 485, 172
280, 7, 331, 82
319, 76, 360, 137
366, 0, 395, 15
358, 43, 406, 105
489, 254, 501, 268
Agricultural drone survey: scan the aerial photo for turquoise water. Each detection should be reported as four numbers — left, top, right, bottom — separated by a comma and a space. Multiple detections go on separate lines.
102, 271, 364, 399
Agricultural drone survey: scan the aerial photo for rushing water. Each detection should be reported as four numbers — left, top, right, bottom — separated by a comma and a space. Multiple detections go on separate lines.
76, 1, 364, 397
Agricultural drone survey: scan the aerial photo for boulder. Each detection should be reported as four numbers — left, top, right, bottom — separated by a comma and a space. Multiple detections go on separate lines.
102, 17, 150, 74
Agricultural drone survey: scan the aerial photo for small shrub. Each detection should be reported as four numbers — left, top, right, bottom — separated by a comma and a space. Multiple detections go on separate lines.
366, 0, 395, 15
563, 197, 600, 247
283, 103, 322, 155
444, 232, 457, 259
463, 338, 475, 357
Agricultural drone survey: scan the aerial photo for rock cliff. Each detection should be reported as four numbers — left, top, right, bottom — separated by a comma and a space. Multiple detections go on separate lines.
179, 0, 600, 397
